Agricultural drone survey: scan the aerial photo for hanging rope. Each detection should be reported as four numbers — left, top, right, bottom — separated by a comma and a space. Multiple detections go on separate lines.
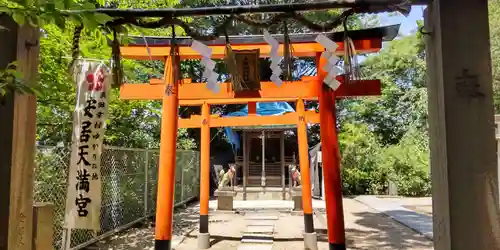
69, 8, 358, 84
342, 16, 360, 84
282, 21, 294, 82
111, 26, 124, 87
170, 25, 181, 87
68, 24, 83, 73
107, 8, 356, 43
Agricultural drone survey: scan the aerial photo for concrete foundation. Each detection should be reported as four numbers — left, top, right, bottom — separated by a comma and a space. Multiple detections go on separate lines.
214, 189, 236, 211
303, 232, 318, 250
197, 232, 211, 249
234, 188, 292, 200
291, 187, 302, 211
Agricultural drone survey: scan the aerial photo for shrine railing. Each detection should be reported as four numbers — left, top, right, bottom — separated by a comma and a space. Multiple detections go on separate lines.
33, 145, 200, 250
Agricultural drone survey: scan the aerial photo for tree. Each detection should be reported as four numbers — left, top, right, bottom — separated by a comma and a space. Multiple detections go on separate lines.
28, 0, 200, 149
336, 26, 431, 196
344, 33, 427, 146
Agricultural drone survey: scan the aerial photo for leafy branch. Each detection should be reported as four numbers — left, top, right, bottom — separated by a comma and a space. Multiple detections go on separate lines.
0, 62, 39, 96
0, 0, 113, 29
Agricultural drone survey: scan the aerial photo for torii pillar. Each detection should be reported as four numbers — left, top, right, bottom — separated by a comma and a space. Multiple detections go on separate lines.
155, 55, 180, 249
425, 1, 500, 250
316, 54, 346, 250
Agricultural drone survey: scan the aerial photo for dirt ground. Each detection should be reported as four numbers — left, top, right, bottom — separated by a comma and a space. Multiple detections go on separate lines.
89, 205, 200, 250
90, 198, 433, 250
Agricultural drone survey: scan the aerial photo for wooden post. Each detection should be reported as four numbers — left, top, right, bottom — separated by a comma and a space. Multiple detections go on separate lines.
425, 1, 500, 250
243, 131, 248, 200
280, 131, 286, 200
289, 152, 295, 199
155, 55, 180, 250
296, 98, 316, 248
198, 102, 210, 249
317, 53, 346, 249
248, 102, 257, 115
0, 15, 39, 250
32, 203, 54, 250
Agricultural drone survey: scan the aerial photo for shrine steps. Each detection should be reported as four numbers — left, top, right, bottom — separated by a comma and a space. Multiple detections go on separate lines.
238, 213, 278, 250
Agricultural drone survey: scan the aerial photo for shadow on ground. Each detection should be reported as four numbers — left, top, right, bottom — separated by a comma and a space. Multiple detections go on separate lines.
345, 211, 432, 249
403, 205, 433, 216
87, 200, 433, 250
87, 205, 200, 250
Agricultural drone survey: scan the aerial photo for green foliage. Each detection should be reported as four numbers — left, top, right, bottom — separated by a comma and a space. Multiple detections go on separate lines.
0, 0, 112, 29
0, 62, 39, 95
34, 7, 196, 149
338, 31, 430, 197
339, 123, 385, 195
339, 121, 431, 197
380, 127, 431, 196
490, 0, 500, 111
349, 34, 427, 146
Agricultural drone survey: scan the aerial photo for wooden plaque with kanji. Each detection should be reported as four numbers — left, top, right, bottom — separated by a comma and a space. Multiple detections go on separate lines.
233, 49, 261, 91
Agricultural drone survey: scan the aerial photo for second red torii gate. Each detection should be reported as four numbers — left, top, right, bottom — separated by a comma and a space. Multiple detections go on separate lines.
118, 26, 392, 250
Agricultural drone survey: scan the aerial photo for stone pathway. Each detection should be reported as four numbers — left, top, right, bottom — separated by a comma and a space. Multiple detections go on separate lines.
91, 197, 434, 250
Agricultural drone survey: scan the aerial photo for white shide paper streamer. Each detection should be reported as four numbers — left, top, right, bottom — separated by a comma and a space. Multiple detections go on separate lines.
315, 34, 342, 90
263, 31, 283, 87
191, 40, 220, 93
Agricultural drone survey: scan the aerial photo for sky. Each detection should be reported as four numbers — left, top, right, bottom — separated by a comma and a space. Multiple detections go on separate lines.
378, 5, 426, 37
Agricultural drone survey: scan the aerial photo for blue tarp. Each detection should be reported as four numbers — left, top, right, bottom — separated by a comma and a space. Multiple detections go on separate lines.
224, 102, 295, 151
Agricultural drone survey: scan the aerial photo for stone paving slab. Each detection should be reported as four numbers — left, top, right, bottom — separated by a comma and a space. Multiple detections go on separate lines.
237, 244, 273, 250
247, 221, 276, 226
198, 199, 327, 211
246, 215, 280, 220
246, 225, 275, 234
241, 235, 274, 244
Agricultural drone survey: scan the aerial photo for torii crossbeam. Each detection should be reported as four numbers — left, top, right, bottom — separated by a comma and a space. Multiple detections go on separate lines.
119, 25, 396, 250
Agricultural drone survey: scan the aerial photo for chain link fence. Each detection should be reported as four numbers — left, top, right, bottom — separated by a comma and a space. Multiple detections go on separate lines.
33, 145, 200, 250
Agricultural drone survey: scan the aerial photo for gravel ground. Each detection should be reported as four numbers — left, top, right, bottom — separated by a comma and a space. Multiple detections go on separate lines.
88, 205, 200, 250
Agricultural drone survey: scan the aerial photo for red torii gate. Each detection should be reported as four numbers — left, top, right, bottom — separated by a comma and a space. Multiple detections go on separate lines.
118, 26, 393, 250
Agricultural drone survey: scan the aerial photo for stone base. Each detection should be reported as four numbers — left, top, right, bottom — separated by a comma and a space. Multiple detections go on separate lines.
291, 187, 302, 211
197, 233, 210, 249
234, 187, 292, 200
214, 189, 236, 211
303, 232, 318, 250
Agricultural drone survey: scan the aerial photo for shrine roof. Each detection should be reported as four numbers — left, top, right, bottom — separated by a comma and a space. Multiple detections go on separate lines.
125, 24, 400, 47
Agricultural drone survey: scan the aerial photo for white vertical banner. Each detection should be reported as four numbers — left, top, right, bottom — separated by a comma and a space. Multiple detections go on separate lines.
64, 61, 110, 230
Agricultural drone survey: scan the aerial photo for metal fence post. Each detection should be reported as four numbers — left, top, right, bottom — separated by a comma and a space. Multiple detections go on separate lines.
60, 228, 67, 250
63, 228, 72, 250
144, 150, 149, 218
